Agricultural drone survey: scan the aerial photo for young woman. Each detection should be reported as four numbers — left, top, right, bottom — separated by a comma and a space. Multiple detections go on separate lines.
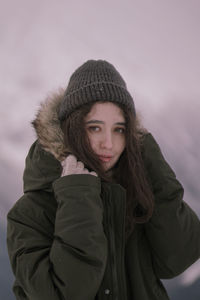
7, 60, 200, 300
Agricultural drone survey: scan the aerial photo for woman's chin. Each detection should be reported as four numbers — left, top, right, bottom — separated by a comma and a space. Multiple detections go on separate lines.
102, 162, 112, 172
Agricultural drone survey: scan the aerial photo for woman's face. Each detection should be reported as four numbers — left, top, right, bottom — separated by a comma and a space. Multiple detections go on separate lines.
85, 102, 126, 171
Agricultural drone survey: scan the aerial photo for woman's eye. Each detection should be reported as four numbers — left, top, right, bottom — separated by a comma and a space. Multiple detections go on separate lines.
88, 126, 100, 132
116, 127, 125, 134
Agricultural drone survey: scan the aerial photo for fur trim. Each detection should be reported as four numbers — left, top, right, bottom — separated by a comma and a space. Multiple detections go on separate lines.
32, 89, 148, 162
32, 89, 68, 161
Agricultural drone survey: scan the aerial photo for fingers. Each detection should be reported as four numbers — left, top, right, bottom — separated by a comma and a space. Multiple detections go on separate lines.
90, 171, 98, 177
61, 155, 97, 177
76, 161, 85, 173
64, 155, 78, 174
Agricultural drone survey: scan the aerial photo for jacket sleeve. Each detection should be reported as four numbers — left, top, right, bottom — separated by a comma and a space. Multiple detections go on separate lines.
7, 174, 107, 300
141, 133, 200, 279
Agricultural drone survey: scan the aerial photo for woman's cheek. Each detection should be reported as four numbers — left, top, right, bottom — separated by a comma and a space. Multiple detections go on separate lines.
88, 137, 98, 153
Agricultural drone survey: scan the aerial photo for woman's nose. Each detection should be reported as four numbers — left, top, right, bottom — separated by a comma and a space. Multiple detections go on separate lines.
100, 132, 113, 149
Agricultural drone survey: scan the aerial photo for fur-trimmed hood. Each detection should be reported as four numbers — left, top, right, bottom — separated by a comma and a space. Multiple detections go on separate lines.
32, 89, 68, 162
23, 89, 147, 193
32, 89, 146, 163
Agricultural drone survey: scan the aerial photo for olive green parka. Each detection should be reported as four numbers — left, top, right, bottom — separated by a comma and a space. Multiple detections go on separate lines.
7, 91, 200, 300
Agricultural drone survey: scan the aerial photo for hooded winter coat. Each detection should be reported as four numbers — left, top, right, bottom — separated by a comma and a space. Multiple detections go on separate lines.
7, 91, 200, 300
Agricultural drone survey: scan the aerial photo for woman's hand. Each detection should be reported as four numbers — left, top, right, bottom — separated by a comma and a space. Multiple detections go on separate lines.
61, 154, 97, 177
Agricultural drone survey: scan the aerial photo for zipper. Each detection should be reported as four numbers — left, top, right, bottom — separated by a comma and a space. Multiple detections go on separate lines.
118, 191, 127, 300
104, 188, 119, 300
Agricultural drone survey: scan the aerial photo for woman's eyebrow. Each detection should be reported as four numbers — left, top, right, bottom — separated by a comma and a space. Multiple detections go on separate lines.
85, 120, 104, 124
116, 122, 126, 126
85, 120, 126, 126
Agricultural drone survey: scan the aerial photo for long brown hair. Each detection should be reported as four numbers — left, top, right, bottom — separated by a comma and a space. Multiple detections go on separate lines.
61, 101, 154, 240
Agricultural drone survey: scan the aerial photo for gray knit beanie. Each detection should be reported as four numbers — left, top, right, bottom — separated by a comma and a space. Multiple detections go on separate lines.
58, 59, 136, 121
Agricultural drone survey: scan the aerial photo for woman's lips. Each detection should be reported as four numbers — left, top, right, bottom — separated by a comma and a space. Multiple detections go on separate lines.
98, 155, 113, 162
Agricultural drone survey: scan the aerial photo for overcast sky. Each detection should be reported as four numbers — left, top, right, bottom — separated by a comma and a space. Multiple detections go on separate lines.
0, 0, 200, 292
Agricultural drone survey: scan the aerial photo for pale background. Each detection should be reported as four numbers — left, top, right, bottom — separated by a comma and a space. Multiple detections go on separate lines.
0, 0, 200, 299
